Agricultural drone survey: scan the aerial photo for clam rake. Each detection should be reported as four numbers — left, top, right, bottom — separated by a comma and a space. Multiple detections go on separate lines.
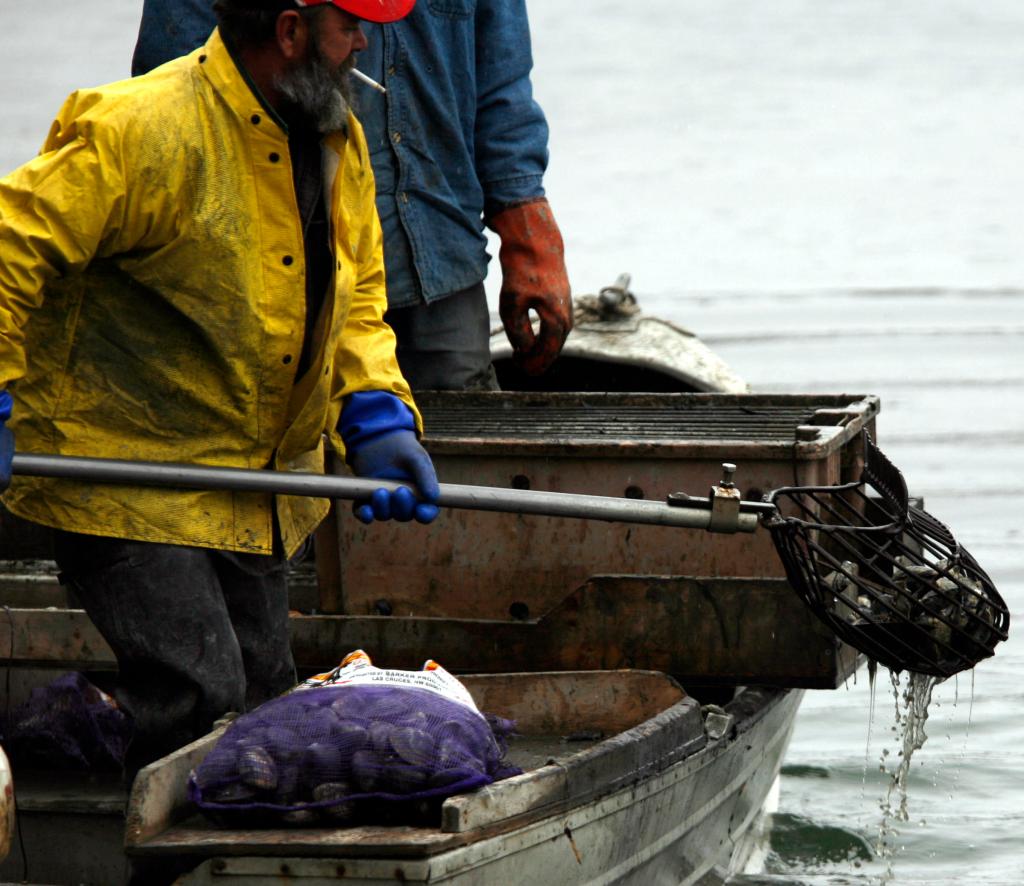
10, 431, 1008, 678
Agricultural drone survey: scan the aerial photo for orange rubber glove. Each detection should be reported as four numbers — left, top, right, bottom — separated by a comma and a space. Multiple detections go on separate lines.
489, 198, 573, 376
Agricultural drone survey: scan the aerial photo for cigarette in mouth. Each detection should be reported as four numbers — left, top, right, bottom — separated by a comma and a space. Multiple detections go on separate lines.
350, 68, 386, 95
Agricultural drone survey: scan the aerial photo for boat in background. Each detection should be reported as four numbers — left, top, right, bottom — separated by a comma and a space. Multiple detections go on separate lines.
491, 273, 748, 395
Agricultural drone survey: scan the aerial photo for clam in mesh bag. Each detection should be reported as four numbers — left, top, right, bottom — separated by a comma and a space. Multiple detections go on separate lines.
1, 671, 131, 771
189, 653, 520, 826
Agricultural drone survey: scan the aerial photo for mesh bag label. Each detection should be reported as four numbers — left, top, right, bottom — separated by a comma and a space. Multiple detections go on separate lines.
298, 650, 481, 715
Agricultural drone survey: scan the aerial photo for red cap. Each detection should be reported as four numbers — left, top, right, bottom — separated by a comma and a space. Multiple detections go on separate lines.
295, 0, 416, 23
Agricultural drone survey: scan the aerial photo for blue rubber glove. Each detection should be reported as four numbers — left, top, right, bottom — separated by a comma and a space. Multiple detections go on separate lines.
0, 390, 14, 491
340, 391, 440, 525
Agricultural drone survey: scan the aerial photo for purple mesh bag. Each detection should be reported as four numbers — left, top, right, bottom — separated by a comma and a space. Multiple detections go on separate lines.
2, 671, 131, 771
189, 682, 520, 826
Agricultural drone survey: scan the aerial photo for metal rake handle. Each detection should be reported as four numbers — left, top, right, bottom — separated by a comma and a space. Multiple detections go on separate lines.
11, 452, 761, 534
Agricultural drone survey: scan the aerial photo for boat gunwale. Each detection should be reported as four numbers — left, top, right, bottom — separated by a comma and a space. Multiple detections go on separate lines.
415, 391, 880, 459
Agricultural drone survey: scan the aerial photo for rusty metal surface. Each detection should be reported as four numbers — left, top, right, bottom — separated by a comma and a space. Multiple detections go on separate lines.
336, 457, 833, 620
460, 671, 685, 737
313, 508, 343, 614
0, 607, 117, 669
332, 392, 879, 629
416, 391, 879, 456
286, 576, 859, 687
0, 768, 130, 885
339, 456, 811, 614
0, 560, 66, 608
136, 820, 468, 858
0, 577, 858, 688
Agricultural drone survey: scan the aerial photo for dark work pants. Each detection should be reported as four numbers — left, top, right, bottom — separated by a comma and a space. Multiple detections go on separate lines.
385, 282, 500, 391
53, 530, 297, 770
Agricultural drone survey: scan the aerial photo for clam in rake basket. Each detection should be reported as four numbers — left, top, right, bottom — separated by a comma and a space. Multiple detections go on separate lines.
765, 433, 1009, 678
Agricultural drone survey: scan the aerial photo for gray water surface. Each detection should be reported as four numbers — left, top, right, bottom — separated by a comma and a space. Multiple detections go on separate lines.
3, 3, 1022, 884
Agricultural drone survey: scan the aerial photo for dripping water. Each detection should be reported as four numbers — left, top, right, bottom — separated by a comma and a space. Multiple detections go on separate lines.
875, 669, 941, 880
947, 669, 977, 801
861, 658, 878, 803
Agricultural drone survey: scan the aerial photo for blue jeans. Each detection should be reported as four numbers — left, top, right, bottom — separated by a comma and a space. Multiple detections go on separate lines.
53, 530, 296, 769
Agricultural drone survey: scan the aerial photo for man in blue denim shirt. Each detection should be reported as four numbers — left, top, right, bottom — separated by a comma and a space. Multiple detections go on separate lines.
133, 0, 573, 390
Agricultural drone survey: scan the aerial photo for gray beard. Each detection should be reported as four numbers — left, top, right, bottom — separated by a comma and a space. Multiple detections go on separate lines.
274, 39, 355, 134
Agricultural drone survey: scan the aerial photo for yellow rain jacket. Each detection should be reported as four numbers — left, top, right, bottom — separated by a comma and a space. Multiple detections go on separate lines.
0, 30, 420, 557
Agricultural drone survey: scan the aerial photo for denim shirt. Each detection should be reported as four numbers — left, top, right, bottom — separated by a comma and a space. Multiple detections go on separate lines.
132, 0, 551, 308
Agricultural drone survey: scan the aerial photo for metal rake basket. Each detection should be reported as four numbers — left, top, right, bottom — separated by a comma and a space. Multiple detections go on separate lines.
765, 432, 1009, 678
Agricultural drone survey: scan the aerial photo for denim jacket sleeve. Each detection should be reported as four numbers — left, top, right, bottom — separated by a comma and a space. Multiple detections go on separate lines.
131, 0, 218, 75
474, 0, 550, 218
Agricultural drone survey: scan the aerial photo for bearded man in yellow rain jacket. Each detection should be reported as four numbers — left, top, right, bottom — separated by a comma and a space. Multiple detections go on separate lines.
0, 0, 437, 769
